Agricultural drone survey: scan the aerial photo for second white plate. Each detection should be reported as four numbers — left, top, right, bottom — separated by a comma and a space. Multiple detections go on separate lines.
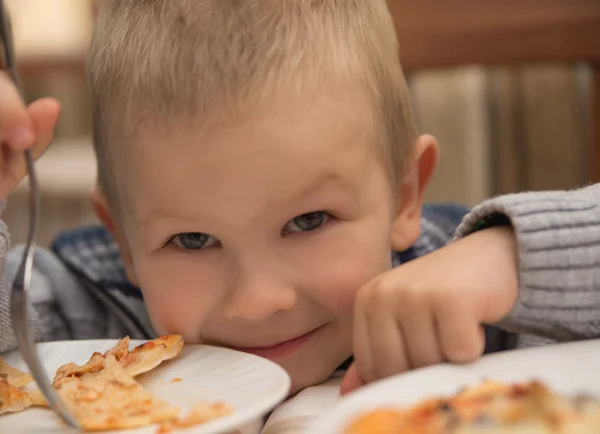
307, 339, 600, 433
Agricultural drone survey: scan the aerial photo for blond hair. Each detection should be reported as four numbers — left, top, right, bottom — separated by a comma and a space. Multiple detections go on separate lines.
88, 0, 418, 202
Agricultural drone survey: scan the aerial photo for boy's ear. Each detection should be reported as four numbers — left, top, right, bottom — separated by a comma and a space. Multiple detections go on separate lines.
390, 134, 440, 251
90, 187, 138, 286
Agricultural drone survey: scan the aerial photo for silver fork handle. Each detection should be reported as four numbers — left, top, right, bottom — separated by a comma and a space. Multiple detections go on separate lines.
11, 152, 79, 429
1, 1, 80, 429
10, 282, 80, 429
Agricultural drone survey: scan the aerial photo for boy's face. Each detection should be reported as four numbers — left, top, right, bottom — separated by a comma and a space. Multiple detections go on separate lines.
98, 89, 433, 394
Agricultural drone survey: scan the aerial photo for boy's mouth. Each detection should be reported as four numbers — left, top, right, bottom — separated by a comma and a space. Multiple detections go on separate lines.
229, 326, 324, 360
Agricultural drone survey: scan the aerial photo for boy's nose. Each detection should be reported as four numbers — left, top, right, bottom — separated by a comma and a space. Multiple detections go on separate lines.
221, 270, 297, 321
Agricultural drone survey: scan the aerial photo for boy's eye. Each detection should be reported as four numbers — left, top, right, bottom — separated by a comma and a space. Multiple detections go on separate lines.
171, 232, 219, 250
284, 211, 330, 233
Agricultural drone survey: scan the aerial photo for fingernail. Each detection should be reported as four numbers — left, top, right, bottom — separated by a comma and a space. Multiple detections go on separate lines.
8, 126, 34, 149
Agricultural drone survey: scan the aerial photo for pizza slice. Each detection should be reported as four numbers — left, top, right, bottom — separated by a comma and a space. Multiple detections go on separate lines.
0, 356, 48, 414
0, 335, 230, 432
0, 376, 35, 415
344, 380, 600, 434
55, 353, 180, 431
53, 335, 184, 385
119, 334, 184, 377
0, 357, 33, 388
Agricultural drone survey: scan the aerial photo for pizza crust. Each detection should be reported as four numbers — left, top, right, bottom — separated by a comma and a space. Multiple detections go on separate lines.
0, 357, 47, 414
0, 357, 34, 389
120, 334, 184, 378
0, 377, 35, 415
55, 354, 180, 431
53, 335, 184, 385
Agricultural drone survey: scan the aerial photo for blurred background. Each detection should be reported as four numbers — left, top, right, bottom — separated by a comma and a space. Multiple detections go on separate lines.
2, 0, 600, 246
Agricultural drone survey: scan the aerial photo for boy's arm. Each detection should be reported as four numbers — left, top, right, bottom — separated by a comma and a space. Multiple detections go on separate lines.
455, 183, 600, 341
0, 216, 97, 354
0, 220, 48, 353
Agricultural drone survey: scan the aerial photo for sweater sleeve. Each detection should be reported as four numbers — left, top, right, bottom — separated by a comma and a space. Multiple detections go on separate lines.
454, 183, 600, 342
0, 220, 51, 354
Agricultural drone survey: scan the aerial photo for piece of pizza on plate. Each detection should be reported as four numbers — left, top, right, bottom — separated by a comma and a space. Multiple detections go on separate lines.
344, 380, 600, 434
54, 353, 180, 431
0, 335, 233, 432
53, 334, 184, 385
0, 334, 184, 424
0, 356, 47, 414
50, 335, 186, 430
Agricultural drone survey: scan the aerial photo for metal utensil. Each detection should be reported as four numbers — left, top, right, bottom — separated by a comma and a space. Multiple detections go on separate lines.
0, 1, 80, 429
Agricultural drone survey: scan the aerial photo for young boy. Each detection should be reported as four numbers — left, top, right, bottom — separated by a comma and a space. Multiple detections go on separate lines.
0, 0, 599, 424
2, 0, 458, 394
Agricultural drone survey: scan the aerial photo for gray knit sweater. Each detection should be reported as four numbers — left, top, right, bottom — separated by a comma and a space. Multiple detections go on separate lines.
454, 184, 600, 344
2, 184, 600, 356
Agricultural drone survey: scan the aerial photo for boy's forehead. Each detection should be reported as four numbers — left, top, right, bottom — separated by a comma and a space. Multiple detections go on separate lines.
90, 0, 415, 215
114, 89, 384, 219
122, 87, 378, 166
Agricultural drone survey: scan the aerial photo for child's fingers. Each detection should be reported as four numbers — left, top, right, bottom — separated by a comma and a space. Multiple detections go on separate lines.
436, 298, 485, 363
367, 308, 408, 380
353, 289, 377, 385
27, 97, 61, 159
399, 300, 442, 369
0, 71, 34, 150
340, 362, 366, 396
354, 282, 411, 384
0, 97, 61, 199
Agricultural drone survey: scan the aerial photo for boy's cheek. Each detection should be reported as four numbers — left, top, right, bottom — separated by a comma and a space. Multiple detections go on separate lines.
134, 262, 219, 342
309, 244, 393, 315
144, 297, 215, 343
145, 298, 208, 342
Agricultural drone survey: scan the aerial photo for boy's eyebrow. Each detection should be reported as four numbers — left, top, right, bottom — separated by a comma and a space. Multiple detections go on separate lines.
285, 170, 357, 205
137, 171, 357, 227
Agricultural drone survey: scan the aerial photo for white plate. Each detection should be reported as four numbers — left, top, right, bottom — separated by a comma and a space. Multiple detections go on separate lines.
307, 339, 600, 433
2, 339, 291, 433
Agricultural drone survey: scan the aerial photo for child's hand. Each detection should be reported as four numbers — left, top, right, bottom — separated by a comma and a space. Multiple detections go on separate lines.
340, 226, 519, 395
0, 71, 60, 199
